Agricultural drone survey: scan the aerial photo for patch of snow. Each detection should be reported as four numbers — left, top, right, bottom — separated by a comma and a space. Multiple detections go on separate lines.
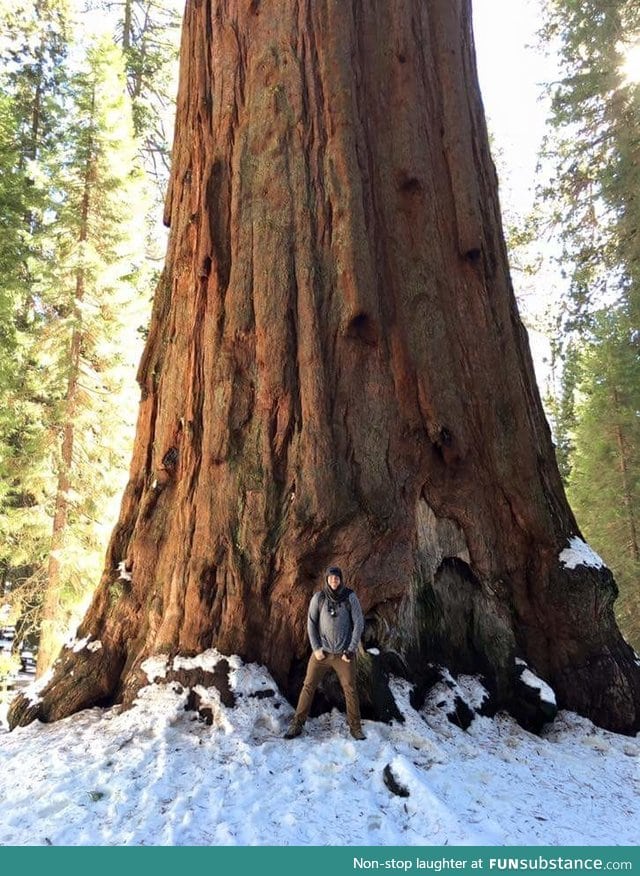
68, 637, 90, 653
64, 636, 102, 655
172, 648, 226, 674
141, 656, 168, 682
1, 655, 639, 846
421, 668, 491, 719
228, 659, 277, 697
516, 660, 557, 706
454, 674, 490, 710
21, 667, 55, 708
428, 682, 458, 714
559, 536, 605, 570
117, 561, 132, 582
190, 685, 234, 735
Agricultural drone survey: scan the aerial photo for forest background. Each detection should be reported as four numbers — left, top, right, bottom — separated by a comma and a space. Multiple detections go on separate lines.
0, 0, 638, 686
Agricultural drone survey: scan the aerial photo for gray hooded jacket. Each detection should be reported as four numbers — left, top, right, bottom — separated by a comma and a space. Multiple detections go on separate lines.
307, 588, 364, 655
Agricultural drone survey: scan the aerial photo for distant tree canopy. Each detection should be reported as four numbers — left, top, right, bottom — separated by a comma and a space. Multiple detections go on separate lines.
537, 0, 640, 647
0, 0, 180, 667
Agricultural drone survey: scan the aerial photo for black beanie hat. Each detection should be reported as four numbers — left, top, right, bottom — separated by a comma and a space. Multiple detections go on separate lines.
326, 566, 343, 583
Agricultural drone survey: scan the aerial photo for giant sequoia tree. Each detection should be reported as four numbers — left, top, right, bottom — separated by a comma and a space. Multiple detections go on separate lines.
10, 0, 640, 733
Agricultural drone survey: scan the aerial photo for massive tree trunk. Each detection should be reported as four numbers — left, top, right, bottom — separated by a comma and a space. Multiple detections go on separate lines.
10, 0, 640, 732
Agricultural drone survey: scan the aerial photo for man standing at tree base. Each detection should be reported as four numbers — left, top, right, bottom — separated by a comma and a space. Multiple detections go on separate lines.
285, 566, 366, 740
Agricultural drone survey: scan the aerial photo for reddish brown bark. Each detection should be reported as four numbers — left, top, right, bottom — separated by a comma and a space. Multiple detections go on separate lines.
10, 0, 640, 732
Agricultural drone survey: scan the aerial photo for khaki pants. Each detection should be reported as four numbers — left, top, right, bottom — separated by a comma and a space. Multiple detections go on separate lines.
294, 652, 362, 730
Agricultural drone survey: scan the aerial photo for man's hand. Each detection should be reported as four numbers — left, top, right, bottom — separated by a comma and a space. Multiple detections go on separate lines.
314, 649, 326, 661
341, 651, 354, 663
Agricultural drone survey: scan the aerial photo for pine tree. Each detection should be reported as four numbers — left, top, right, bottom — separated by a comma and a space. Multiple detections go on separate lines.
36, 34, 148, 673
0, 0, 70, 609
0, 3, 152, 671
0, 92, 29, 464
537, 0, 640, 648
544, 331, 579, 484
0, 87, 46, 615
567, 308, 640, 648
540, 0, 640, 324
118, 0, 181, 187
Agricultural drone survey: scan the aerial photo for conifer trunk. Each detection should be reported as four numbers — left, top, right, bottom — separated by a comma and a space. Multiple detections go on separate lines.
27, 0, 45, 163
123, 0, 132, 52
11, 0, 640, 732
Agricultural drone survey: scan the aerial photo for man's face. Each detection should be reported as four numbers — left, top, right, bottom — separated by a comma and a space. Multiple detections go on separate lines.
327, 573, 341, 590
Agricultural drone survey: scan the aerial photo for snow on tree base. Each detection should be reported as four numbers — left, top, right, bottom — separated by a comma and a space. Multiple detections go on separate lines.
1, 654, 639, 845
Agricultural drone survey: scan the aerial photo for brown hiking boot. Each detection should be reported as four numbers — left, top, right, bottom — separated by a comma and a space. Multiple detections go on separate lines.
284, 719, 304, 739
350, 726, 366, 741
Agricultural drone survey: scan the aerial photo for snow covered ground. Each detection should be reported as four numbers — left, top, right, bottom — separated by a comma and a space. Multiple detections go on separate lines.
0, 650, 638, 847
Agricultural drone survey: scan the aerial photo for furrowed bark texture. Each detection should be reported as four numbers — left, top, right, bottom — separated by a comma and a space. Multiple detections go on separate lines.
11, 0, 640, 732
